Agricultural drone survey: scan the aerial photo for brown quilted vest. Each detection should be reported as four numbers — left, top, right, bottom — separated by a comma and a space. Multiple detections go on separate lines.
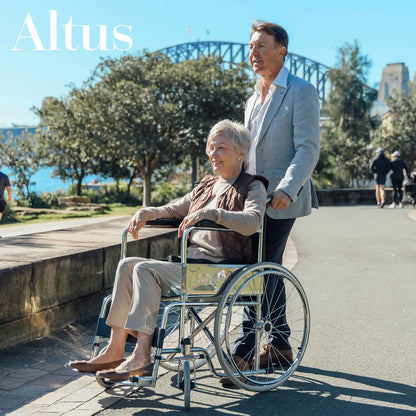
188, 171, 268, 263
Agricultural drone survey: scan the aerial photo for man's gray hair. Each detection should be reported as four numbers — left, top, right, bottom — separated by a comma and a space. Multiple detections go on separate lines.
206, 119, 251, 158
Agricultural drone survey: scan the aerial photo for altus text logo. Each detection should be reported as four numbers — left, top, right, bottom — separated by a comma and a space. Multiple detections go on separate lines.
12, 10, 133, 51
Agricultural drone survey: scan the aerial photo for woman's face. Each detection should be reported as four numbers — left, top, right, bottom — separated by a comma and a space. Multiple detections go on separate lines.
207, 135, 245, 179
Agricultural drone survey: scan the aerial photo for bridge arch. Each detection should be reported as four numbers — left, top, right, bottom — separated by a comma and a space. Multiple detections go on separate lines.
159, 41, 330, 105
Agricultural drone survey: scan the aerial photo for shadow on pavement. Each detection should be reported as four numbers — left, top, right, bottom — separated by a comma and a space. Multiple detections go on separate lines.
98, 365, 416, 415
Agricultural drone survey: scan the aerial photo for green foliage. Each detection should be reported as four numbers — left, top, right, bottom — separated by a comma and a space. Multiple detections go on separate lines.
33, 88, 100, 197
1, 203, 17, 223
373, 84, 416, 170
83, 51, 185, 207
81, 182, 143, 205
173, 58, 252, 184
32, 51, 253, 206
0, 129, 44, 206
320, 41, 377, 187
30, 190, 65, 209
151, 182, 190, 206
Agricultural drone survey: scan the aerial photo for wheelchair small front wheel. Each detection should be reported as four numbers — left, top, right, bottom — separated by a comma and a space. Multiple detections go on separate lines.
214, 262, 310, 392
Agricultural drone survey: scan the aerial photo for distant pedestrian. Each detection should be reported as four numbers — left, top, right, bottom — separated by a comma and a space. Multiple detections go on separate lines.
370, 148, 391, 208
0, 158, 13, 223
389, 151, 410, 208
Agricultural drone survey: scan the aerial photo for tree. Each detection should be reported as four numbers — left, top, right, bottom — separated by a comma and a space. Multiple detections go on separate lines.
85, 52, 253, 205
86, 52, 184, 206
174, 57, 252, 184
0, 129, 44, 205
373, 83, 416, 170
34, 88, 100, 196
320, 41, 377, 187
33, 51, 254, 205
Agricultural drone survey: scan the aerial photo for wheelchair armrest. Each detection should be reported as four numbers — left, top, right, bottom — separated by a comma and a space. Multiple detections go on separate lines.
146, 218, 182, 228
194, 220, 227, 230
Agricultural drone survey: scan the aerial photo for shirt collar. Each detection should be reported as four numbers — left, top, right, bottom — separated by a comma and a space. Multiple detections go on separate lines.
254, 65, 289, 95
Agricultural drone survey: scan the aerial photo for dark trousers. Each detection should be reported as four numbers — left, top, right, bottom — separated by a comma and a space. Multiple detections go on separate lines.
392, 178, 404, 204
233, 216, 296, 359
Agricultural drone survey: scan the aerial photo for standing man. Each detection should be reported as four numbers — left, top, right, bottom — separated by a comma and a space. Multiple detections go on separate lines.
231, 21, 320, 374
0, 158, 13, 223
389, 151, 409, 208
370, 148, 391, 208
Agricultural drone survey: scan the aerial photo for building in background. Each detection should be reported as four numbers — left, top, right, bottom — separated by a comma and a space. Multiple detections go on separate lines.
377, 63, 410, 101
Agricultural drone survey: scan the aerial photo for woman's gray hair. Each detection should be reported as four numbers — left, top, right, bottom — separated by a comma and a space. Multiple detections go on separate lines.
206, 119, 251, 158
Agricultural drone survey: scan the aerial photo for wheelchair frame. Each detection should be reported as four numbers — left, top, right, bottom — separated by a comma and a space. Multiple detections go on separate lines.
91, 219, 310, 411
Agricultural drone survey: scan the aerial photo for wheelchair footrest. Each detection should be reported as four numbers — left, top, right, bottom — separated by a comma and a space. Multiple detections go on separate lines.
130, 376, 154, 387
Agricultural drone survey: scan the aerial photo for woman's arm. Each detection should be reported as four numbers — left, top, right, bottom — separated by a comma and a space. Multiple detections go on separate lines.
178, 180, 267, 237
129, 193, 192, 239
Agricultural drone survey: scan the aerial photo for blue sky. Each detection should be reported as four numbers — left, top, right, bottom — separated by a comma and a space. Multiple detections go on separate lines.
1, 0, 415, 127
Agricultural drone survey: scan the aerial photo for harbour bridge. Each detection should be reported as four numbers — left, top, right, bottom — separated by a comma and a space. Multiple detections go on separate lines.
159, 41, 330, 106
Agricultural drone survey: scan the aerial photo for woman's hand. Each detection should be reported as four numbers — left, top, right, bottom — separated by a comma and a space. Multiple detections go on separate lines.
128, 210, 147, 240
178, 209, 205, 238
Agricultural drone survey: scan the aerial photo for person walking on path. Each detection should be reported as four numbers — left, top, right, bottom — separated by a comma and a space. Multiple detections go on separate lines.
389, 151, 410, 208
0, 158, 12, 223
370, 148, 391, 208
230, 20, 320, 375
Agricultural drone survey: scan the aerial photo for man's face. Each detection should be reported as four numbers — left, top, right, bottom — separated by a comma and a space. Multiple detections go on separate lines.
249, 31, 286, 80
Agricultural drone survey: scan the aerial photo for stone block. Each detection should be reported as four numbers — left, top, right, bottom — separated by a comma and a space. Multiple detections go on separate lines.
32, 250, 103, 310
0, 228, 180, 349
126, 238, 149, 258
0, 291, 106, 349
0, 265, 33, 324
149, 231, 179, 259
103, 244, 121, 289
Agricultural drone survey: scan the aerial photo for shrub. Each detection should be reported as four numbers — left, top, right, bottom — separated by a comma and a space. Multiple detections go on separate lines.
151, 182, 190, 206
30, 190, 66, 209
79, 182, 143, 205
1, 203, 17, 224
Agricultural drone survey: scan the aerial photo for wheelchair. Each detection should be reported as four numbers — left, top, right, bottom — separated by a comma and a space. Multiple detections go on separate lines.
90, 218, 310, 411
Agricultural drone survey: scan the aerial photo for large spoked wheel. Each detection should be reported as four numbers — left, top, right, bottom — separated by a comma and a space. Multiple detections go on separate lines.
214, 262, 310, 392
158, 301, 218, 372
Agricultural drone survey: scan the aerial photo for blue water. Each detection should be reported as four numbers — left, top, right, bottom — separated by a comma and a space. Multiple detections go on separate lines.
2, 166, 104, 194
1, 126, 103, 194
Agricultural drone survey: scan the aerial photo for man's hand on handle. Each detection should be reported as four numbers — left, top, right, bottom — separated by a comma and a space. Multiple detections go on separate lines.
269, 190, 291, 210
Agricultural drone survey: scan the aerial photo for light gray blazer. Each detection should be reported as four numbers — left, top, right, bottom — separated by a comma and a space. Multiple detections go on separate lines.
245, 72, 320, 220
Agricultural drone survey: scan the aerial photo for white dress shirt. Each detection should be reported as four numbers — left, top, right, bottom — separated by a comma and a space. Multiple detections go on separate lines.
245, 66, 289, 175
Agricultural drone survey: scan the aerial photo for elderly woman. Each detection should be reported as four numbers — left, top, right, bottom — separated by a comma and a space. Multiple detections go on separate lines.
69, 119, 267, 381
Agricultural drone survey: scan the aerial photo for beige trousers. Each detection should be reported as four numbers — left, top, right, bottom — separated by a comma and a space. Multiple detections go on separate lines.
106, 257, 181, 335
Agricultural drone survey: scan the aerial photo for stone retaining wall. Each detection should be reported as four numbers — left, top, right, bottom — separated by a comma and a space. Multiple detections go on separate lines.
0, 231, 179, 349
316, 188, 392, 206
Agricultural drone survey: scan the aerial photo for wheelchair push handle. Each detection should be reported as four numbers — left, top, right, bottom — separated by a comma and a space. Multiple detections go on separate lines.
121, 227, 129, 260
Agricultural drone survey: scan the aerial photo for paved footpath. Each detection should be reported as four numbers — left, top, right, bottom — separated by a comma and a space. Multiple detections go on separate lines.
1, 207, 415, 415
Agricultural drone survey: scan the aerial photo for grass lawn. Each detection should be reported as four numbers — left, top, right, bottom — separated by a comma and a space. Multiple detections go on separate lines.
1, 203, 138, 227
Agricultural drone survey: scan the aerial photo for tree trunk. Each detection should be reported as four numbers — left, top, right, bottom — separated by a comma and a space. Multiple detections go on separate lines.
126, 174, 135, 202
25, 183, 32, 207
75, 180, 82, 196
143, 174, 152, 207
191, 157, 197, 188
76, 173, 84, 196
